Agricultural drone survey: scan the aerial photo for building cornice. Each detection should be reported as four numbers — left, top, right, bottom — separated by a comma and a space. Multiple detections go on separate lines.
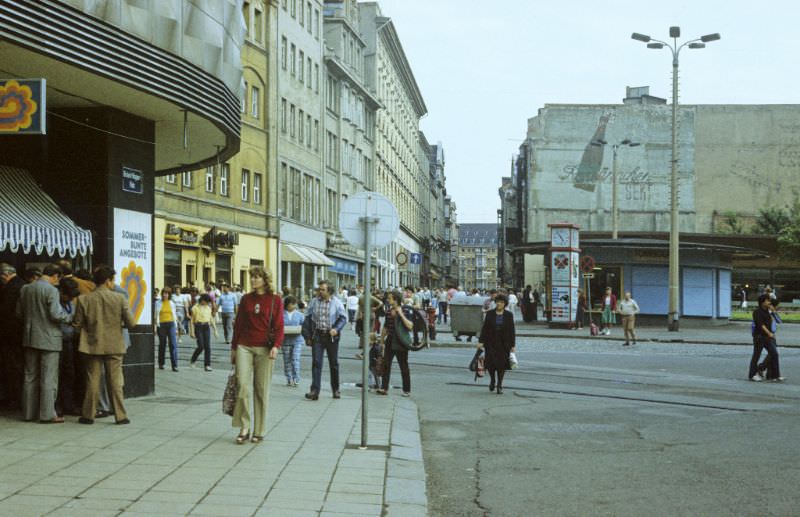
324, 53, 382, 109
376, 17, 427, 118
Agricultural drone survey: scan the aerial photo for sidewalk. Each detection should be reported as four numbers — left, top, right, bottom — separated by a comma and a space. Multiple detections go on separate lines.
0, 351, 427, 517
430, 319, 800, 347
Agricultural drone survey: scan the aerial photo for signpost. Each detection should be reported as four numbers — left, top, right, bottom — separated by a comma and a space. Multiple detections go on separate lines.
339, 192, 399, 449
581, 255, 596, 332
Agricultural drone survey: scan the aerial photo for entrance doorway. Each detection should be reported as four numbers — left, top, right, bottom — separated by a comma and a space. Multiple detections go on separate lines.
587, 265, 622, 311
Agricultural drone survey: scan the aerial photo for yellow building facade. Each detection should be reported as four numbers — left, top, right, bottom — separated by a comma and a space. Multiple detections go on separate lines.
154, 0, 278, 291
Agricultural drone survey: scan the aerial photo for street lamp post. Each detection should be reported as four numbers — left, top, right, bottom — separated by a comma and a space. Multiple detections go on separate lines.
592, 139, 640, 239
631, 27, 720, 331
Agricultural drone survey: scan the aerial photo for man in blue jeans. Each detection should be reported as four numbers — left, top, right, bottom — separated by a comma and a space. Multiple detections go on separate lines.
302, 280, 347, 400
217, 284, 238, 344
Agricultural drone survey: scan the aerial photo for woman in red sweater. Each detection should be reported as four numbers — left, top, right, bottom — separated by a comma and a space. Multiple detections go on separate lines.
230, 266, 284, 444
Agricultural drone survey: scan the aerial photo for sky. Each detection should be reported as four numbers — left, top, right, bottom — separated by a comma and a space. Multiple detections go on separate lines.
375, 0, 800, 223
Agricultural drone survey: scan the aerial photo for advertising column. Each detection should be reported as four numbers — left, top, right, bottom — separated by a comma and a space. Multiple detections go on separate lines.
548, 223, 580, 328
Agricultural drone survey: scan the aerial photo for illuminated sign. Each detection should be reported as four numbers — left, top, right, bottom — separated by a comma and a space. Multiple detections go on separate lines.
0, 79, 46, 135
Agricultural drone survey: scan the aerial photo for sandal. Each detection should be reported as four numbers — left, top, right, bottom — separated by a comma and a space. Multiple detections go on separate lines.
251, 435, 264, 443
235, 432, 250, 445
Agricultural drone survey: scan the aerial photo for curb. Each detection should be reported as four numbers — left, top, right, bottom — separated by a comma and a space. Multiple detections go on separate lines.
425, 333, 800, 349
384, 398, 427, 517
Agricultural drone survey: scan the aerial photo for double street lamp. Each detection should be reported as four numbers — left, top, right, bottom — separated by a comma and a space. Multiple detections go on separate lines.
592, 139, 640, 240
631, 26, 720, 331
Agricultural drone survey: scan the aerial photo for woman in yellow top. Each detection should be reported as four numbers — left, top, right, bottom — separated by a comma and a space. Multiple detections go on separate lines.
190, 294, 218, 371
154, 287, 179, 371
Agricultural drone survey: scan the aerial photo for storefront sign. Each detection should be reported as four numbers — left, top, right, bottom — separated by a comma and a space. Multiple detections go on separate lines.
0, 79, 46, 134
122, 167, 143, 194
114, 208, 152, 325
330, 258, 358, 276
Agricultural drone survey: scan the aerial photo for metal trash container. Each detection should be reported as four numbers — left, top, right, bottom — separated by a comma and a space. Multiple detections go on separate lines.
449, 296, 487, 338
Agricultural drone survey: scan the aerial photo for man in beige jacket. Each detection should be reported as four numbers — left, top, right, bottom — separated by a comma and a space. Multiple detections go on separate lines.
74, 265, 136, 424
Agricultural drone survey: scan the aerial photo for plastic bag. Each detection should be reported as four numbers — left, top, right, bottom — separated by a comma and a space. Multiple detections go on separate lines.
509, 352, 518, 370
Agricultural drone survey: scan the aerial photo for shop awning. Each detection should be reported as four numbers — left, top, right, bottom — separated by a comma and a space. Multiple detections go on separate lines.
281, 243, 334, 267
0, 166, 93, 257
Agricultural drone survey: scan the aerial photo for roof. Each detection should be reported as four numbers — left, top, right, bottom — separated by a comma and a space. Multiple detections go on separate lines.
459, 224, 498, 247
0, 166, 93, 257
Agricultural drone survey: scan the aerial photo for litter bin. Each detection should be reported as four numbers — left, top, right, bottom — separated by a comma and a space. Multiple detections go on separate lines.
449, 296, 487, 341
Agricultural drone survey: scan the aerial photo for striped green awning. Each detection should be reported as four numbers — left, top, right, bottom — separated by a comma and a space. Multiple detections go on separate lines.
0, 165, 93, 258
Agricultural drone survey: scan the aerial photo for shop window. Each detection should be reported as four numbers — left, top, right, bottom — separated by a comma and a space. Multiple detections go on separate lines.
216, 254, 232, 286
185, 264, 195, 287
164, 247, 181, 288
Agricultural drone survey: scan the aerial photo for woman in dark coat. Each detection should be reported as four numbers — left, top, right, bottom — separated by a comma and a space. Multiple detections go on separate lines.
479, 293, 516, 394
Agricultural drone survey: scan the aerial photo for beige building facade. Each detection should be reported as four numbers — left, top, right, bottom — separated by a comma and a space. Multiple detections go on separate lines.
458, 224, 499, 291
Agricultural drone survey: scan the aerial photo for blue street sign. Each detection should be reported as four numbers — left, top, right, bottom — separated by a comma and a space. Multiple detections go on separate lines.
410, 252, 422, 265
122, 167, 143, 194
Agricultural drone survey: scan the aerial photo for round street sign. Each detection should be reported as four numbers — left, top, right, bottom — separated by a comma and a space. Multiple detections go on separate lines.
338, 191, 400, 249
580, 255, 595, 273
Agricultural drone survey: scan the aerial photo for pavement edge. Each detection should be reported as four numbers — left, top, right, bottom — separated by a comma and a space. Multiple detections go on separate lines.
384, 397, 428, 517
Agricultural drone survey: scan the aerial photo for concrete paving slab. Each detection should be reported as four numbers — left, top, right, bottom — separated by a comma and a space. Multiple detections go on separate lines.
320, 500, 384, 515
384, 477, 427, 506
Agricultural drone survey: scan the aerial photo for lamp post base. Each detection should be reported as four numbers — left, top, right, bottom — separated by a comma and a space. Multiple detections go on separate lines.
668, 316, 680, 332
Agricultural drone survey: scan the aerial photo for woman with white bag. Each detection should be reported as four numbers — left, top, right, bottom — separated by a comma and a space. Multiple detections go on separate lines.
478, 293, 516, 395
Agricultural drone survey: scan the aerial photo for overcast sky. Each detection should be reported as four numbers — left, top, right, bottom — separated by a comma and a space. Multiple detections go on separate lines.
376, 0, 800, 223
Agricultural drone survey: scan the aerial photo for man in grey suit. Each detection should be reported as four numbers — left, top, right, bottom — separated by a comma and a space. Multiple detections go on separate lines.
16, 264, 72, 423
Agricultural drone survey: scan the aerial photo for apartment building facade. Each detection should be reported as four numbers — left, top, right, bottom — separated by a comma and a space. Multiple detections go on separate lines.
458, 224, 499, 291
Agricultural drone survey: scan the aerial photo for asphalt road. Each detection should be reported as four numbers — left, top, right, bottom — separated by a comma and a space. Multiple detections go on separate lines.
402, 336, 800, 517
182, 326, 800, 516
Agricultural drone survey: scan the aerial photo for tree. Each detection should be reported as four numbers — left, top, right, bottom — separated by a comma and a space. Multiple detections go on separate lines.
719, 211, 745, 234
776, 202, 800, 260
754, 207, 791, 235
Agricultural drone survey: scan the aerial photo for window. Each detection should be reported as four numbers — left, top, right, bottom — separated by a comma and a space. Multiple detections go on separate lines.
290, 44, 296, 76
292, 168, 301, 220
290, 104, 296, 137
220, 163, 229, 196
182, 171, 192, 188
299, 0, 304, 26
299, 51, 304, 83
298, 109, 304, 142
314, 178, 320, 225
281, 98, 287, 132
205, 166, 214, 193
241, 80, 247, 113
282, 0, 287, 10
253, 172, 262, 204
250, 86, 259, 118
241, 169, 250, 201
314, 63, 319, 93
306, 2, 312, 33
243, 1, 251, 37
307, 57, 312, 88
314, 9, 320, 39
166, 174, 176, 184
314, 119, 319, 152
281, 37, 287, 69
306, 115, 312, 147
291, 0, 296, 18
254, 8, 263, 42
279, 162, 288, 214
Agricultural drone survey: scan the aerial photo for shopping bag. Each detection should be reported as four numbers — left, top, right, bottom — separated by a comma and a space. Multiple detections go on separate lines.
222, 369, 237, 416
509, 352, 518, 370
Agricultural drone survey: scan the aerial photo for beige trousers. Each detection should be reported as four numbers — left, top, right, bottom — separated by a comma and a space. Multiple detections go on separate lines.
83, 354, 127, 422
622, 315, 636, 343
232, 346, 274, 437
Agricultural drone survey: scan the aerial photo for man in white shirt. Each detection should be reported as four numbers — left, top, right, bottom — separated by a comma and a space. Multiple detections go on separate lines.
346, 292, 360, 331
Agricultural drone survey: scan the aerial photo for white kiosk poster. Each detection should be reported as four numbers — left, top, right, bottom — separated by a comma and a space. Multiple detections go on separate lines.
551, 286, 571, 322
114, 208, 152, 325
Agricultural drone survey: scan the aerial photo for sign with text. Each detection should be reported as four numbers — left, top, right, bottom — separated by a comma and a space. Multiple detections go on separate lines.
122, 167, 143, 194
0, 78, 46, 135
114, 208, 152, 325
551, 286, 571, 322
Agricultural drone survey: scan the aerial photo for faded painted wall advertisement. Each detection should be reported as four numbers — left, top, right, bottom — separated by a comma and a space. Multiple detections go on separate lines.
114, 208, 152, 325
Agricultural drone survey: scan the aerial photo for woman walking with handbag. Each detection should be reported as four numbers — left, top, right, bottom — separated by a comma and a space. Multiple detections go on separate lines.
478, 293, 516, 394
189, 294, 217, 371
377, 290, 414, 397
230, 266, 284, 444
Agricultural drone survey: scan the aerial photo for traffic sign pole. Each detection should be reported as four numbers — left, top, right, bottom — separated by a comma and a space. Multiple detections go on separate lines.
359, 216, 377, 449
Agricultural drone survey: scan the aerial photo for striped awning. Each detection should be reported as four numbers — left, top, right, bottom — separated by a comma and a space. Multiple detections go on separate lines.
0, 166, 93, 258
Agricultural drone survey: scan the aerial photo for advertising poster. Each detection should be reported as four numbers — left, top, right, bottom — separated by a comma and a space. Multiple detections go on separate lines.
571, 252, 580, 284
114, 208, 152, 325
551, 286, 571, 322
571, 286, 579, 321
551, 252, 570, 284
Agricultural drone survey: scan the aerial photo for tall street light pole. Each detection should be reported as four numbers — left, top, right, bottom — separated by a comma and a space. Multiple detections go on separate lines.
592, 139, 640, 239
631, 27, 720, 331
